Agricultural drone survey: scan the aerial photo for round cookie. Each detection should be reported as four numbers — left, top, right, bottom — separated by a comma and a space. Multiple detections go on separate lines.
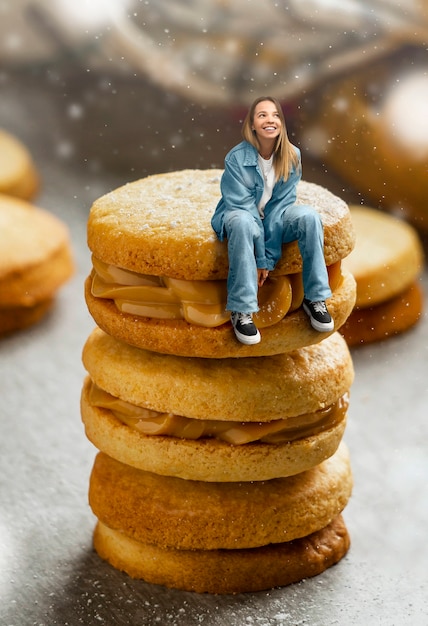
93, 514, 350, 594
87, 170, 355, 279
85, 169, 356, 357
0, 129, 39, 200
85, 270, 356, 358
341, 206, 424, 346
81, 329, 353, 481
89, 443, 352, 550
0, 299, 54, 335
82, 327, 353, 422
0, 194, 74, 335
81, 390, 347, 483
343, 206, 423, 307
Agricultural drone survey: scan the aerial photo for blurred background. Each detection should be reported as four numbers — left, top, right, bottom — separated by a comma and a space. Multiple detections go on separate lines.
1, 0, 428, 228
2, 4, 428, 623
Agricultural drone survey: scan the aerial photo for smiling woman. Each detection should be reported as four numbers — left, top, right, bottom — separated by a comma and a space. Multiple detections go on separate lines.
251, 101, 281, 149
211, 96, 334, 345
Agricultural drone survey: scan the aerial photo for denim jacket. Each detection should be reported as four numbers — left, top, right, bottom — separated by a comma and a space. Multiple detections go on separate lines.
211, 141, 302, 270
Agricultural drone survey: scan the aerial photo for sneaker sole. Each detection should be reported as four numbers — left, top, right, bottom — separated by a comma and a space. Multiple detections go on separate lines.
302, 303, 334, 333
233, 328, 261, 345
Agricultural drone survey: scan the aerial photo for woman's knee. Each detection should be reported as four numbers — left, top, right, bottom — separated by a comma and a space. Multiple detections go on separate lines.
283, 205, 322, 240
294, 205, 320, 225
225, 210, 259, 238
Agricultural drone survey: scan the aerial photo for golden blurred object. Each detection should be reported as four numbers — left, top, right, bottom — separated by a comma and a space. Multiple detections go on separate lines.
0, 129, 39, 200
340, 283, 423, 347
0, 194, 74, 336
305, 64, 428, 229
340, 206, 424, 346
343, 206, 424, 307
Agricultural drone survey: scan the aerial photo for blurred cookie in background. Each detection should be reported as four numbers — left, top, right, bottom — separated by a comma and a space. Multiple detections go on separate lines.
0, 129, 40, 200
340, 206, 424, 347
302, 52, 428, 230
0, 194, 74, 335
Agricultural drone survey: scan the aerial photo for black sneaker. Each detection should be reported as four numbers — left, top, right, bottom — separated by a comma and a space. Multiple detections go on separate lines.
303, 299, 334, 332
231, 312, 261, 345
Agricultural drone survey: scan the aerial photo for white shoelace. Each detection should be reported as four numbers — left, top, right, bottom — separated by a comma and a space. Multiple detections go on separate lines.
237, 313, 253, 326
311, 301, 327, 314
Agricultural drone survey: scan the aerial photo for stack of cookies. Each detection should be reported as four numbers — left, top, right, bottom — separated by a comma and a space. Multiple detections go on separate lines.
340, 205, 424, 346
81, 169, 357, 594
0, 130, 74, 336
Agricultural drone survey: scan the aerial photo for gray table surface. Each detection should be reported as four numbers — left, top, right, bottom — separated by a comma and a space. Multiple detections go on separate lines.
1, 71, 428, 626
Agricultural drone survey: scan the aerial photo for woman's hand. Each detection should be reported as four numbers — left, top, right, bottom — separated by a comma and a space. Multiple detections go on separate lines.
258, 268, 269, 287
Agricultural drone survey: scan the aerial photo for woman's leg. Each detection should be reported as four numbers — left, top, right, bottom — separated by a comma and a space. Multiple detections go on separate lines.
224, 210, 261, 313
281, 204, 331, 302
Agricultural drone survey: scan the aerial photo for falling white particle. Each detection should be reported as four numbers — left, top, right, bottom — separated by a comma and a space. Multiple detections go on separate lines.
67, 103, 84, 119
56, 141, 75, 159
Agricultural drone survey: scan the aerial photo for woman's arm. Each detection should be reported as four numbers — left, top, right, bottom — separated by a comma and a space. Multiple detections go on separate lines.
218, 154, 268, 269
220, 154, 261, 219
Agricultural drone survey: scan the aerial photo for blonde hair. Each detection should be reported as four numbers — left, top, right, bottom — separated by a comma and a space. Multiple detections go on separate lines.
242, 96, 300, 181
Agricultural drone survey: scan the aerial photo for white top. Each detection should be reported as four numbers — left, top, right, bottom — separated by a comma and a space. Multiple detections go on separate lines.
257, 154, 275, 218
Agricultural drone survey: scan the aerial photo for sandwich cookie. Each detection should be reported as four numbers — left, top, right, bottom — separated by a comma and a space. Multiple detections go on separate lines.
85, 169, 356, 357
81, 327, 354, 482
340, 206, 424, 346
0, 194, 74, 335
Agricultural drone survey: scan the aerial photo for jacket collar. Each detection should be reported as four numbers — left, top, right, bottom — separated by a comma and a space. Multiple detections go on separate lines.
242, 141, 259, 167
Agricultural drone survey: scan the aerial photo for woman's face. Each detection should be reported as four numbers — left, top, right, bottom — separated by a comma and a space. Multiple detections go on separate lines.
252, 100, 282, 142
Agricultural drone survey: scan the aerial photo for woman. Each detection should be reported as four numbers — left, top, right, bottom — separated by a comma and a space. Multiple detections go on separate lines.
211, 96, 333, 345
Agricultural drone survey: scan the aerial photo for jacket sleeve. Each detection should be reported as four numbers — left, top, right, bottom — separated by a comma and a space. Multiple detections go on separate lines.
211, 153, 267, 268
220, 155, 261, 218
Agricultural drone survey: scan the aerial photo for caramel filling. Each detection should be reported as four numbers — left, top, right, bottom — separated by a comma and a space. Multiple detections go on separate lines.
91, 256, 342, 328
88, 381, 348, 445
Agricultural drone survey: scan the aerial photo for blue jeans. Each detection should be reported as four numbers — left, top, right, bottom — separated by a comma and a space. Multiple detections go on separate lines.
224, 205, 332, 313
